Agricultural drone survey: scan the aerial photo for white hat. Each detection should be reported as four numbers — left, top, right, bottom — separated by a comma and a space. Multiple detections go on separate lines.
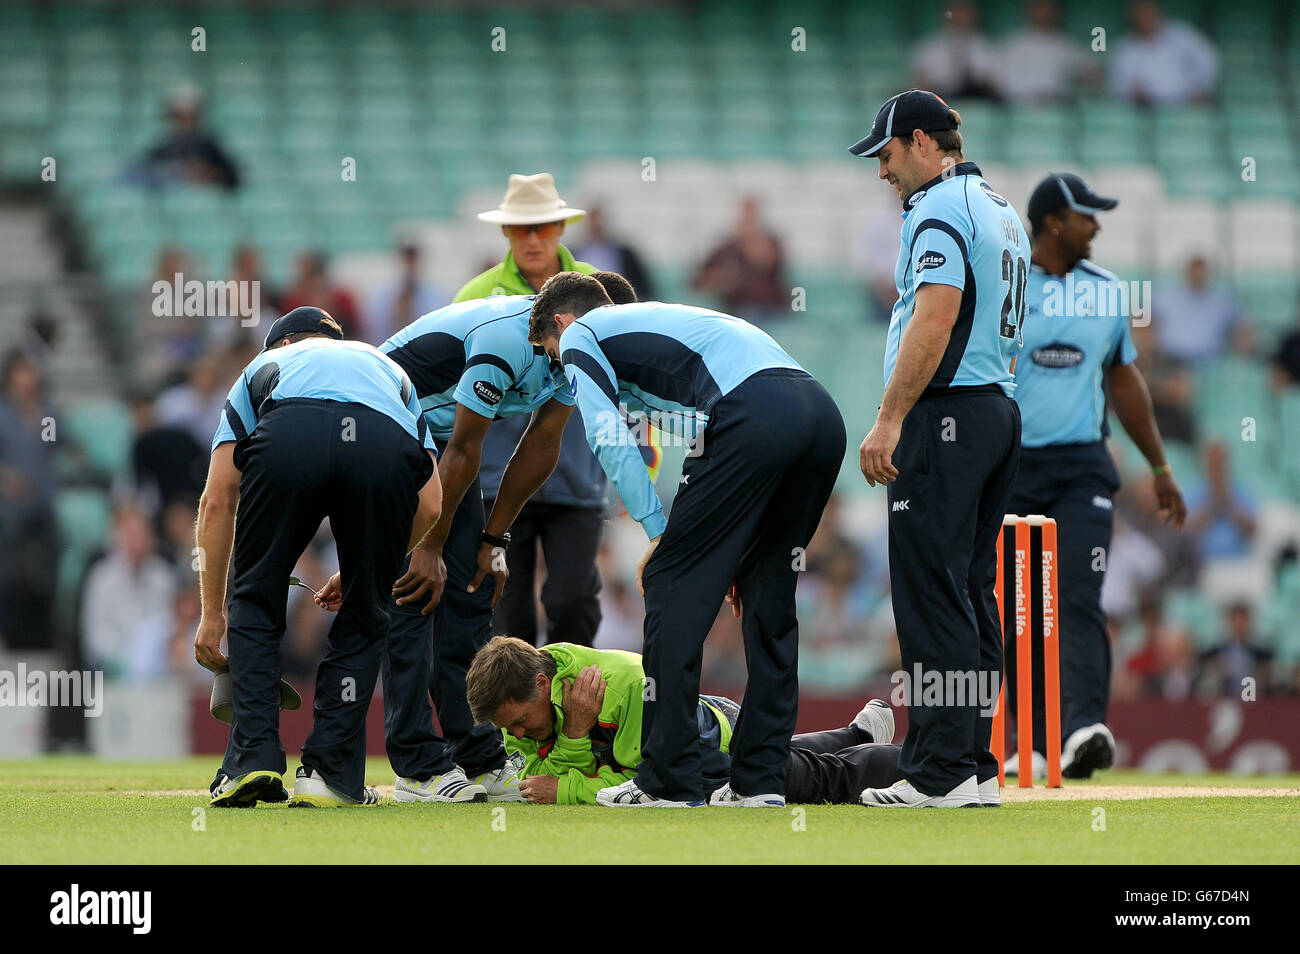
477, 173, 586, 226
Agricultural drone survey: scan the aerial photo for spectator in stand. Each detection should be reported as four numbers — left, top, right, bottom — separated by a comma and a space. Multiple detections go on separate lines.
280, 251, 360, 337
210, 244, 283, 351
360, 240, 447, 346
1116, 459, 1201, 587
1110, 1, 1218, 105
909, 1, 1000, 101
125, 388, 206, 521
993, 0, 1100, 103
1131, 322, 1197, 443
142, 246, 203, 377
856, 204, 903, 323
154, 351, 229, 453
1152, 256, 1251, 364
1185, 439, 1257, 561
1119, 596, 1195, 700
0, 350, 59, 650
1196, 602, 1274, 697
1100, 512, 1166, 622
1268, 316, 1300, 390
572, 205, 657, 301
691, 197, 790, 321
80, 502, 178, 678
129, 85, 240, 190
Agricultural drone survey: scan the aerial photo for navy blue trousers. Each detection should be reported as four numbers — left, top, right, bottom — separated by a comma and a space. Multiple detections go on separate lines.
638, 370, 846, 802
887, 386, 1021, 796
220, 400, 431, 801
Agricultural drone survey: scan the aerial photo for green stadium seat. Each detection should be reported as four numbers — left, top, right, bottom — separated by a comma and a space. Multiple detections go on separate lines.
62, 401, 133, 480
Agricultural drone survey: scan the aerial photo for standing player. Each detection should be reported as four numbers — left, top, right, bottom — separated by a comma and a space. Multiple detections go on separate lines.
196, 308, 443, 807
851, 90, 1027, 808
529, 273, 846, 808
314, 273, 638, 803
1008, 173, 1186, 778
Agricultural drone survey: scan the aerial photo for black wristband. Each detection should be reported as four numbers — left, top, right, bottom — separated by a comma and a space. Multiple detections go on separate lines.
481, 531, 511, 551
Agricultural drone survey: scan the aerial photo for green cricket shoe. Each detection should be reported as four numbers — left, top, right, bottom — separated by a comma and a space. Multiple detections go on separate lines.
210, 770, 289, 808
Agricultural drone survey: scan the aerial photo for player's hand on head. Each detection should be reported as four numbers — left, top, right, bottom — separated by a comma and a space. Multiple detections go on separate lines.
859, 421, 901, 487
561, 665, 605, 738
194, 615, 230, 672
467, 542, 509, 608
393, 548, 445, 615
314, 571, 344, 612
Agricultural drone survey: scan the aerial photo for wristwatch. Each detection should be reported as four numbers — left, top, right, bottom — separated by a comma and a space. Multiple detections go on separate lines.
481, 531, 512, 551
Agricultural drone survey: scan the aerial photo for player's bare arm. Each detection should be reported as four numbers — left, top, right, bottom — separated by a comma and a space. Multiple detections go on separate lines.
391, 405, 490, 613
1106, 362, 1187, 529
467, 397, 574, 604
193, 442, 240, 672
860, 282, 962, 486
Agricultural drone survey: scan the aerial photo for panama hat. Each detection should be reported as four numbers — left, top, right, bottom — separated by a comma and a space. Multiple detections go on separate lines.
477, 173, 586, 226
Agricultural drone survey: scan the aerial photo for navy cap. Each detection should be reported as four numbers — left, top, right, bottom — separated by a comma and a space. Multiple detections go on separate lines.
1027, 173, 1118, 223
849, 89, 959, 158
262, 306, 344, 350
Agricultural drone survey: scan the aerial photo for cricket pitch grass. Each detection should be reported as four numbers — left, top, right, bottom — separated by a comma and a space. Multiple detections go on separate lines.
2, 757, 1297, 864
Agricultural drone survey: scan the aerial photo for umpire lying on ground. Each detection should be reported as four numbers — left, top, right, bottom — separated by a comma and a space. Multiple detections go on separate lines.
195, 307, 444, 808
465, 636, 902, 806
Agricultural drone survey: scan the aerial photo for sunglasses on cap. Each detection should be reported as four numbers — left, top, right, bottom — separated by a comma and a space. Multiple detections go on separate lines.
503, 222, 564, 240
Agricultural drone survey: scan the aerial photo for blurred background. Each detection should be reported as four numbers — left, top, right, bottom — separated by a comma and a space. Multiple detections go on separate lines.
1, 0, 1298, 770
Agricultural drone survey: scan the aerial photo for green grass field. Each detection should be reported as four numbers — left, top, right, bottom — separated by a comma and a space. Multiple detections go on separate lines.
2, 758, 1297, 864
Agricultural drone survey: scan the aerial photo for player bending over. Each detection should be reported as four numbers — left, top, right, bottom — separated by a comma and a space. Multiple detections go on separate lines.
465, 636, 902, 806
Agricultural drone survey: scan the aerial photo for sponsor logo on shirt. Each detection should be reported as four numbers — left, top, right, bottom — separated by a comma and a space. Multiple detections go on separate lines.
980, 180, 1009, 206
891, 499, 910, 512
916, 252, 947, 273
907, 190, 927, 207
1031, 343, 1085, 369
473, 380, 504, 405
1092, 495, 1114, 510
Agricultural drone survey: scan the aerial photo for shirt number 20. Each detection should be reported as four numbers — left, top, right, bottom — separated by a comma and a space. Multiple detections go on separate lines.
1000, 249, 1027, 343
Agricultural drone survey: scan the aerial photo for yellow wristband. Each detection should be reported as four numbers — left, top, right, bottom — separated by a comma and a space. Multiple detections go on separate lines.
1152, 464, 1172, 476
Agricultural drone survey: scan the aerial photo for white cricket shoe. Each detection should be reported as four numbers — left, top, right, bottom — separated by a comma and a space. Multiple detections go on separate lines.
851, 698, 896, 744
394, 767, 488, 803
467, 762, 525, 802
1002, 750, 1047, 780
860, 775, 980, 808
977, 777, 1001, 807
709, 783, 786, 807
596, 778, 706, 808
289, 768, 382, 807
1062, 723, 1116, 779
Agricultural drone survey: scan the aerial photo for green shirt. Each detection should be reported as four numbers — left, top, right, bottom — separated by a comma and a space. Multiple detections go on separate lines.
504, 643, 733, 805
453, 244, 597, 302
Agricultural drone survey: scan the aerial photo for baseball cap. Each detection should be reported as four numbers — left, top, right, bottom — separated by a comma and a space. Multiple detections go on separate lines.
1027, 173, 1119, 222
849, 89, 959, 158
262, 306, 344, 350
